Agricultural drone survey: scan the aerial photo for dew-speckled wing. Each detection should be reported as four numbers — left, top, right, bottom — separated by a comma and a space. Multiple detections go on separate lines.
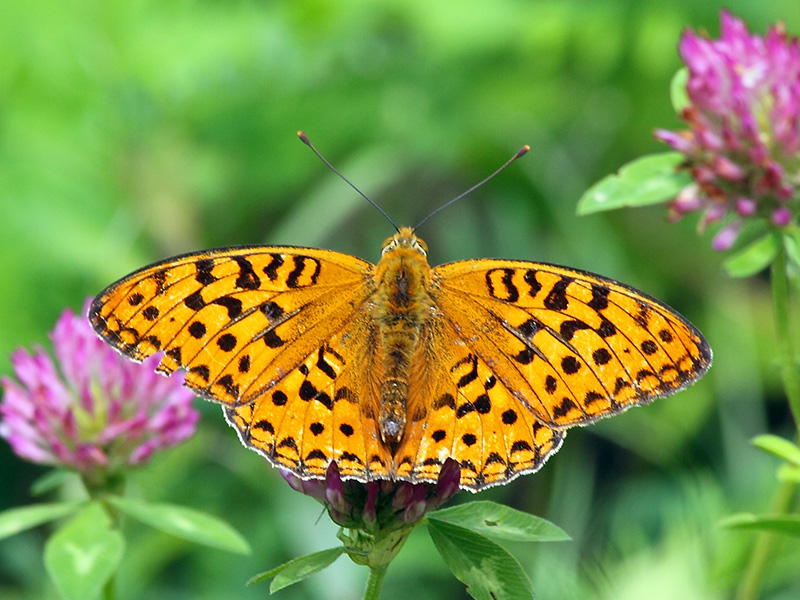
90, 246, 390, 479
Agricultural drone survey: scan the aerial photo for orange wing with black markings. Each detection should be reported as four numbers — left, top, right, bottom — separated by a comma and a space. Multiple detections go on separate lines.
90, 228, 711, 491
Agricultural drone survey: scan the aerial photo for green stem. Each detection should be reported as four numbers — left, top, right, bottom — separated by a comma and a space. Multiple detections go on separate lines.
735, 480, 796, 600
103, 575, 116, 600
81, 471, 126, 526
735, 244, 800, 600
363, 565, 388, 600
771, 246, 800, 427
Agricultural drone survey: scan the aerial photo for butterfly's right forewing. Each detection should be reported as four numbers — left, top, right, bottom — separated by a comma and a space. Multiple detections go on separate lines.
431, 259, 711, 429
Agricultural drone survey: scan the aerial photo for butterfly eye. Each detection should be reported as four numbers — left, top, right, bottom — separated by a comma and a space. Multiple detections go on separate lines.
381, 239, 398, 255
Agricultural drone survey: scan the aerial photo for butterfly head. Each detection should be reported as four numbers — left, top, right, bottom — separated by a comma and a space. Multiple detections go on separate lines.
381, 226, 428, 257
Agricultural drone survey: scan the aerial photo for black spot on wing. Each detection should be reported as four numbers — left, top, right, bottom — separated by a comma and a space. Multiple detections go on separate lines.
213, 296, 243, 319
559, 319, 590, 341
262, 329, 285, 348
184, 291, 205, 311
287, 256, 321, 288
217, 334, 237, 352
485, 268, 519, 302
188, 321, 206, 339
553, 397, 578, 419
260, 301, 284, 322
588, 284, 610, 311
190, 365, 210, 383
524, 269, 541, 298
433, 393, 456, 410
306, 449, 327, 461
544, 278, 570, 311
456, 355, 479, 388
316, 349, 337, 380
196, 259, 216, 285
234, 256, 260, 290
263, 254, 284, 281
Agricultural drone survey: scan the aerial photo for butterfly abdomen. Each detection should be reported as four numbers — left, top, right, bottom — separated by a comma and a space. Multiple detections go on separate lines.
373, 230, 435, 446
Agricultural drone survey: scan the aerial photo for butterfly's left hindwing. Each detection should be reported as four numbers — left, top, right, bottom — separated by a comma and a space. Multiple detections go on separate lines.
431, 259, 712, 429
224, 310, 392, 482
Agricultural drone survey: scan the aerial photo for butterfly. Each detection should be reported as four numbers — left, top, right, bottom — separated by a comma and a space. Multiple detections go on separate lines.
89, 222, 711, 491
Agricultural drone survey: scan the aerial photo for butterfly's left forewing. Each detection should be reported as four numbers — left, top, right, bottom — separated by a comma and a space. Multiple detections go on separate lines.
91, 246, 374, 400
430, 259, 712, 430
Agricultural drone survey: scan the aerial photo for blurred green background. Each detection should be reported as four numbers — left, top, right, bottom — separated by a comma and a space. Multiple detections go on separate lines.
2, 0, 800, 598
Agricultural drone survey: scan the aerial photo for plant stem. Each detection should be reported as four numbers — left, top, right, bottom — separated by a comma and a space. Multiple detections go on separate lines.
735, 479, 796, 600
735, 244, 800, 600
772, 245, 800, 427
363, 565, 388, 600
103, 576, 116, 600
770, 246, 800, 427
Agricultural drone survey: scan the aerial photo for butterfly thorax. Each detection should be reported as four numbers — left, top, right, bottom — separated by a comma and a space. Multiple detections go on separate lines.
372, 227, 435, 447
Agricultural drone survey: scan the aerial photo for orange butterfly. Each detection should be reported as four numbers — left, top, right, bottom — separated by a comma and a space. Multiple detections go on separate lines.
90, 145, 711, 492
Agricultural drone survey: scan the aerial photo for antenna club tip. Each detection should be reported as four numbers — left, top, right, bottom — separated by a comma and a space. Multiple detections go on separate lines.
297, 131, 310, 145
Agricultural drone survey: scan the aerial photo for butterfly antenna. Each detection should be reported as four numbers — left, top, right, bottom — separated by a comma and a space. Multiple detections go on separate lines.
414, 145, 530, 230
298, 131, 400, 233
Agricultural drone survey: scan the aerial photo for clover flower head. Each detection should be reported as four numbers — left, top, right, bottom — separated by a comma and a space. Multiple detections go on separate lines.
0, 299, 199, 478
656, 10, 800, 250
281, 458, 461, 533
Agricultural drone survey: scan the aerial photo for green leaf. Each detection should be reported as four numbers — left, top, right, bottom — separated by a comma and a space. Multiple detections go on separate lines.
43, 502, 124, 600
248, 547, 344, 592
723, 233, 780, 278
577, 153, 689, 215
428, 519, 535, 600
784, 231, 800, 269
30, 469, 75, 496
777, 464, 800, 483
428, 501, 569, 542
752, 434, 800, 467
0, 502, 82, 541
670, 67, 690, 113
106, 496, 250, 555
720, 513, 800, 538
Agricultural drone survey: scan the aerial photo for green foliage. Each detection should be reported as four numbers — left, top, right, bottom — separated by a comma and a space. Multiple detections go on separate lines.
577, 153, 691, 215
249, 501, 566, 598
720, 514, 800, 538
43, 503, 125, 600
248, 547, 344, 593
751, 434, 800, 467
722, 233, 781, 278
106, 496, 251, 555
670, 68, 691, 113
0, 502, 81, 541
428, 519, 535, 600
427, 501, 570, 542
